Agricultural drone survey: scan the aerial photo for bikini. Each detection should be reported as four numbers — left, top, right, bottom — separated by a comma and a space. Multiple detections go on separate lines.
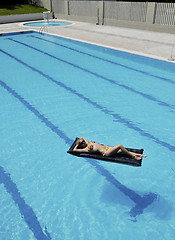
87, 140, 95, 150
88, 144, 93, 150
88, 142, 110, 156
103, 146, 110, 156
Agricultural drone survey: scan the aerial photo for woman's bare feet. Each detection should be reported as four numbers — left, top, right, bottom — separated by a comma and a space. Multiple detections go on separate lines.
134, 154, 148, 160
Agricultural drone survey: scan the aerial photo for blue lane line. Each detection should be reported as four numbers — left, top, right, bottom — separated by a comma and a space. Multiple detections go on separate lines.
0, 78, 71, 146
7, 38, 175, 113
31, 34, 175, 85
0, 165, 51, 240
0, 79, 157, 218
1, 47, 175, 152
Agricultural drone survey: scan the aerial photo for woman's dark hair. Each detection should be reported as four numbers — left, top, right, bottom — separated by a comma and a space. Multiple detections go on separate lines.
76, 139, 86, 149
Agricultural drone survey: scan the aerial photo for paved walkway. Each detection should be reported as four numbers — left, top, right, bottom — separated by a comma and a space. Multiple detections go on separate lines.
1, 20, 175, 61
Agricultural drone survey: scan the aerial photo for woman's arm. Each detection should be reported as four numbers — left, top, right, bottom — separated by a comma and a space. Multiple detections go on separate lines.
73, 139, 88, 152
80, 137, 89, 145
73, 145, 88, 153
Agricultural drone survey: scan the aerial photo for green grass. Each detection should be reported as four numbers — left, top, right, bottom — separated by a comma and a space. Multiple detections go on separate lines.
0, 4, 48, 16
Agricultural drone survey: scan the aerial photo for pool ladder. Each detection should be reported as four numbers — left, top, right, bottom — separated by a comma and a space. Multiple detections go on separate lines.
39, 11, 53, 34
39, 24, 48, 34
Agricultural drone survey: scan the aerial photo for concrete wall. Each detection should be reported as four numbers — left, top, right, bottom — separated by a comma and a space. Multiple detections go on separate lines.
0, 13, 43, 24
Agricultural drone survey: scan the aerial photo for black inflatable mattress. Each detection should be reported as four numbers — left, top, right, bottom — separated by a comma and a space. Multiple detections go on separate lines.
67, 138, 143, 167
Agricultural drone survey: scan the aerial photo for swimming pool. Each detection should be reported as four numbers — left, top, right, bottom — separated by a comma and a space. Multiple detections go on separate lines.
0, 30, 175, 240
24, 21, 72, 27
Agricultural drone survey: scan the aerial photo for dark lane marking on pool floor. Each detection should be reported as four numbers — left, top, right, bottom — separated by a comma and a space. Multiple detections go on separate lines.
0, 165, 52, 240
31, 34, 175, 85
8, 38, 175, 113
1, 47, 175, 152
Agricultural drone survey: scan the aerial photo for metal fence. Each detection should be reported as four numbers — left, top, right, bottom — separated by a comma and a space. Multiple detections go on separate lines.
104, 2, 148, 22
154, 2, 175, 25
57, 1, 148, 22
69, 1, 98, 17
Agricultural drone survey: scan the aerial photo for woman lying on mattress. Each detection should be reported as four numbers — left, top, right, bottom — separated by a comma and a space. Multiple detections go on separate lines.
73, 137, 147, 160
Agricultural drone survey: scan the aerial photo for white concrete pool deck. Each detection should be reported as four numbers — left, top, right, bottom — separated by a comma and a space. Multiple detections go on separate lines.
1, 20, 175, 62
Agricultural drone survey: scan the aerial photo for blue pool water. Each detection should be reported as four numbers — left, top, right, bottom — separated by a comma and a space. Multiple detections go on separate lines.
0, 31, 175, 240
24, 21, 72, 27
